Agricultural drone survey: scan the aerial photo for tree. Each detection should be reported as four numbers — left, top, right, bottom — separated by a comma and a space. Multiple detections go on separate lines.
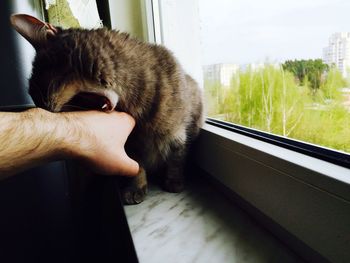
204, 63, 350, 153
282, 59, 329, 92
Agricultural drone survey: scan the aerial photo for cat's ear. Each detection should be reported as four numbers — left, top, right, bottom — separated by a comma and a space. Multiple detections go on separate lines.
10, 14, 58, 49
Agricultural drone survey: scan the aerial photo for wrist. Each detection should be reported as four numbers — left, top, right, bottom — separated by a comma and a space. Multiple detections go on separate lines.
24, 108, 76, 160
56, 111, 95, 161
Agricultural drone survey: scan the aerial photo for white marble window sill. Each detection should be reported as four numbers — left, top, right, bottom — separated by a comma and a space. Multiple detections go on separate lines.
124, 180, 302, 263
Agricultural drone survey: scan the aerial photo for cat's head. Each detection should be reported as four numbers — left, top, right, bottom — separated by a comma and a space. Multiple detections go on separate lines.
10, 14, 119, 112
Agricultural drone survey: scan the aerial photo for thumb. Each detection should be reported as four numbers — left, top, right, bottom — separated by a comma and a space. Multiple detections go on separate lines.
115, 150, 139, 176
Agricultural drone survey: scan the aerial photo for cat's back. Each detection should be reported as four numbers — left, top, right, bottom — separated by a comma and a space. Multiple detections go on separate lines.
62, 27, 201, 121
53, 27, 200, 117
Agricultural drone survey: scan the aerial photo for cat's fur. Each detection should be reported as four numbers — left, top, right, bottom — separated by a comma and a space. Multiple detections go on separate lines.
11, 14, 203, 204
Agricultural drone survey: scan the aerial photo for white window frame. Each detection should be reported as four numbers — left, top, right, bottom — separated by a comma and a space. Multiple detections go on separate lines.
142, 1, 350, 262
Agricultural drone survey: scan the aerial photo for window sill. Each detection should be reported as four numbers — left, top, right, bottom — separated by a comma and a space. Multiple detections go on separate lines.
124, 180, 302, 263
193, 123, 350, 263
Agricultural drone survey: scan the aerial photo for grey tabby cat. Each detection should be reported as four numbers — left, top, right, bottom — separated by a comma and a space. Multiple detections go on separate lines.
10, 14, 203, 204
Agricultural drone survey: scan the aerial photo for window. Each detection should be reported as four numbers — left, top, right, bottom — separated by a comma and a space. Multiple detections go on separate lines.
197, 0, 350, 155
44, 0, 102, 29
151, 2, 350, 261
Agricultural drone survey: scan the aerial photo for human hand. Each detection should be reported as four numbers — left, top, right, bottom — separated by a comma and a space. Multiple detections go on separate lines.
62, 111, 139, 176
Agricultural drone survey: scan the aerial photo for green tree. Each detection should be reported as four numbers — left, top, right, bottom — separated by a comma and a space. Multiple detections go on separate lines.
282, 59, 329, 92
320, 67, 347, 101
205, 65, 307, 136
204, 64, 350, 153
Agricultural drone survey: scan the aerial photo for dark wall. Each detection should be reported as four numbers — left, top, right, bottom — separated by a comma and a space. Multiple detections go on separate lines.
0, 0, 38, 107
0, 3, 138, 262
0, 1, 71, 261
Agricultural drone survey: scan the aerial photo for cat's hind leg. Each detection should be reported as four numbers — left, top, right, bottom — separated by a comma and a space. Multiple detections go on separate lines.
120, 167, 148, 205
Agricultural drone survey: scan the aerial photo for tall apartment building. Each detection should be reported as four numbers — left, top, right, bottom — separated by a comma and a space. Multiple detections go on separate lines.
203, 63, 239, 87
323, 32, 350, 77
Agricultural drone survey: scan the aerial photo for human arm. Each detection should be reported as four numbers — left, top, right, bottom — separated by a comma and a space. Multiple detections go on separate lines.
0, 108, 139, 179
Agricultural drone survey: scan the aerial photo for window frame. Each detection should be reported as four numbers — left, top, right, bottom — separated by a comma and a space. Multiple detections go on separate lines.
194, 124, 350, 263
207, 118, 350, 169
143, 1, 350, 262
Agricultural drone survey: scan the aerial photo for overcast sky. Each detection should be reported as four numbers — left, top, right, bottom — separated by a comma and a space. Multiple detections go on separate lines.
198, 0, 350, 65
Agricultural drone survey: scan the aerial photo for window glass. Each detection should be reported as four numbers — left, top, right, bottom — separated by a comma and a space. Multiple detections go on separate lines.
198, 0, 350, 153
45, 0, 102, 28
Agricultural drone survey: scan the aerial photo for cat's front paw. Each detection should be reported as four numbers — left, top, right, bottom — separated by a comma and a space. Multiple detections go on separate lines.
163, 178, 185, 193
122, 185, 148, 205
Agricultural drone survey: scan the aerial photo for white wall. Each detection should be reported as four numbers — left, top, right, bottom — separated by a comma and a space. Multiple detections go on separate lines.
108, 0, 145, 40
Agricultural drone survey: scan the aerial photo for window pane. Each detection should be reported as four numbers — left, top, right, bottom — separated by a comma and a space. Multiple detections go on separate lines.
198, 0, 350, 154
46, 0, 102, 29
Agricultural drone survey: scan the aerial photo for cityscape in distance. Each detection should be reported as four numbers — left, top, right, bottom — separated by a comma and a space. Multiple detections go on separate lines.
203, 32, 350, 88
203, 32, 350, 153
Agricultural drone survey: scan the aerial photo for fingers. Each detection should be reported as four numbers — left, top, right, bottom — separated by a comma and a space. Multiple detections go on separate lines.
113, 112, 136, 140
116, 150, 140, 177
97, 112, 138, 176
109, 112, 139, 176
65, 110, 139, 176
116, 111, 135, 128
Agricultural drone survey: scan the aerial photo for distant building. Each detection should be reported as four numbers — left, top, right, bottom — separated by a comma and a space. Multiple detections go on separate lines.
203, 63, 239, 87
241, 62, 280, 72
323, 32, 350, 77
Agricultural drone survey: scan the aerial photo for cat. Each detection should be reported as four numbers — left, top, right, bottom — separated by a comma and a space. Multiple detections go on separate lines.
10, 14, 203, 204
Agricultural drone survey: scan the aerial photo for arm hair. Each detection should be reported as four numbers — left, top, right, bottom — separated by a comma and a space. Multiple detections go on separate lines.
0, 108, 74, 178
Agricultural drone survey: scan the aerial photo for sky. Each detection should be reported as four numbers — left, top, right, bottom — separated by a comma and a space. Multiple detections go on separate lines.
198, 0, 350, 65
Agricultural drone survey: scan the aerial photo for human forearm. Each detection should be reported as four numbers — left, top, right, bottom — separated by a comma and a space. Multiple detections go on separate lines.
0, 108, 68, 178
0, 108, 138, 179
